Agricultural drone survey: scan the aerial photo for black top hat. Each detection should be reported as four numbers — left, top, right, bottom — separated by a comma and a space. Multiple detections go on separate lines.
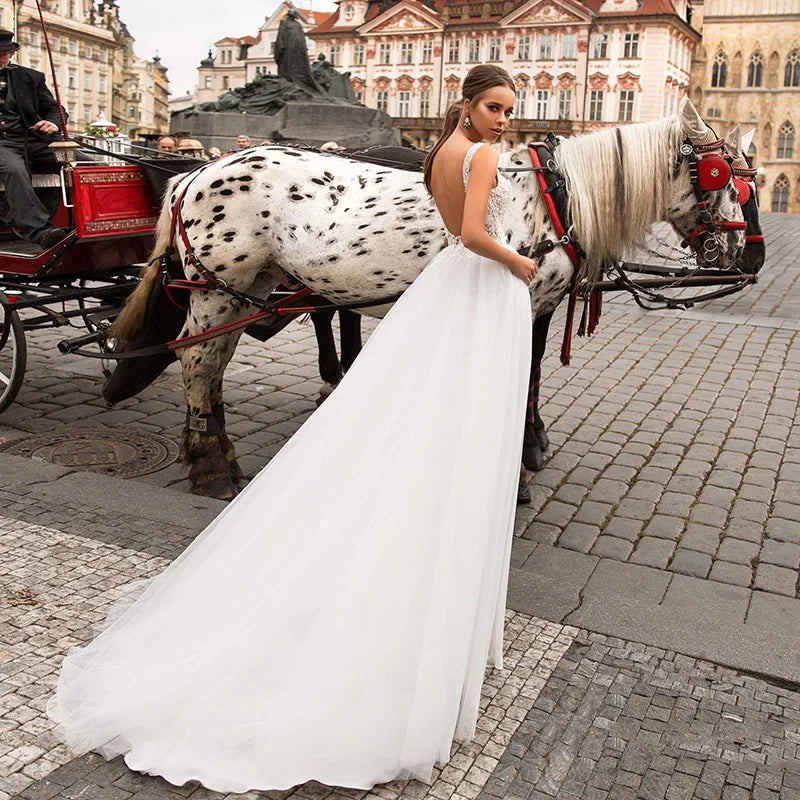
0, 30, 21, 55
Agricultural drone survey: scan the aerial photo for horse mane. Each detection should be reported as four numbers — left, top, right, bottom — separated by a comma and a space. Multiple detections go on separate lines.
554, 115, 683, 283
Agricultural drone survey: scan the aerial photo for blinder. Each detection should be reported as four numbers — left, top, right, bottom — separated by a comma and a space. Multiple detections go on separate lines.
733, 177, 751, 206
697, 153, 732, 193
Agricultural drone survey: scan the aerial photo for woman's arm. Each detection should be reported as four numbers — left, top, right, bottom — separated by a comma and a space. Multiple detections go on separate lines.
460, 146, 537, 284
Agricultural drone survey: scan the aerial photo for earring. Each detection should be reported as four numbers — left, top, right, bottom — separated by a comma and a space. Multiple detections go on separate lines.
463, 115, 472, 130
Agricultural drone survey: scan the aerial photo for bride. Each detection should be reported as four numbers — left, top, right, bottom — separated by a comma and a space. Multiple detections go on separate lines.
47, 64, 540, 792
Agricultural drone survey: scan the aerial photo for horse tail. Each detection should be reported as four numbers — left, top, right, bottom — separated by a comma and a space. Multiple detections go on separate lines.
111, 175, 183, 345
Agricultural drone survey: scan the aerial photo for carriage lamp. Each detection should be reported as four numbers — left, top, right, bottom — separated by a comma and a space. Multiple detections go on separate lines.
49, 140, 80, 164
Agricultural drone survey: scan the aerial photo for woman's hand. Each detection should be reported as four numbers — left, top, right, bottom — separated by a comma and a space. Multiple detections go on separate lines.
507, 253, 538, 285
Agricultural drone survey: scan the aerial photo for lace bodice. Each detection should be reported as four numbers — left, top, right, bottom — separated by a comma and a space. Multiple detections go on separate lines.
444, 141, 512, 246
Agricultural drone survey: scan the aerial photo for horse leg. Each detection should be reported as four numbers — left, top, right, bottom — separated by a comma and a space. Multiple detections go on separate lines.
211, 382, 243, 486
311, 307, 343, 404
522, 310, 554, 471
338, 309, 363, 373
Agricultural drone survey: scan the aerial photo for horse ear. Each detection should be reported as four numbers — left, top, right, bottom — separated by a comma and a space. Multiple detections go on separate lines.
680, 98, 718, 146
741, 127, 756, 155
725, 125, 742, 156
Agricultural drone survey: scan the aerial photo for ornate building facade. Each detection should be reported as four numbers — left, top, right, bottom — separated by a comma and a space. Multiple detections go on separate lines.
308, 0, 699, 147
690, 0, 799, 213
196, 3, 332, 104
0, 0, 167, 137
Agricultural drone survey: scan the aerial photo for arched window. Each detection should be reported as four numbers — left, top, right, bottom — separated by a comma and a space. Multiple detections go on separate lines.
711, 51, 727, 87
786, 50, 800, 87
771, 174, 789, 212
747, 51, 763, 87
777, 121, 794, 159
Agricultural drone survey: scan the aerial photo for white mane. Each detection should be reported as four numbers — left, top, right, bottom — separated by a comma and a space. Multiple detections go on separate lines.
554, 116, 684, 282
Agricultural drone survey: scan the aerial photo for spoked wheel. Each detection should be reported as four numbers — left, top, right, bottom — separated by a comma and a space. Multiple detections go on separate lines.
0, 292, 27, 413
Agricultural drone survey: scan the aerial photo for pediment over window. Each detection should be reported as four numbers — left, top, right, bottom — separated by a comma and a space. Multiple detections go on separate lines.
502, 0, 592, 27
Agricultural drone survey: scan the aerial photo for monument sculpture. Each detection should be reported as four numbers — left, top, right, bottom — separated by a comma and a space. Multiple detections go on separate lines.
172, 12, 398, 149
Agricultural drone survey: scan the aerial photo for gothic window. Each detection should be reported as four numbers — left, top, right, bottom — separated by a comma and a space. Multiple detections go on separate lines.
777, 121, 794, 158
711, 52, 727, 87
785, 50, 800, 87
771, 174, 789, 212
746, 51, 763, 87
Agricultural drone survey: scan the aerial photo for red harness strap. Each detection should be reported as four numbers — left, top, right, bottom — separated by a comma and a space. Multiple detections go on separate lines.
527, 143, 591, 366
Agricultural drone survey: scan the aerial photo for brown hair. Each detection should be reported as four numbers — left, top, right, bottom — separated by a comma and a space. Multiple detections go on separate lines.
422, 64, 515, 193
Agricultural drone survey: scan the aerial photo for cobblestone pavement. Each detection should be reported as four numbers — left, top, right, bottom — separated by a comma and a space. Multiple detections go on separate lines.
0, 513, 577, 800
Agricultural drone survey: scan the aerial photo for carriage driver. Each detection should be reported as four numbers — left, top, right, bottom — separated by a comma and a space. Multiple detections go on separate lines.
0, 28, 67, 251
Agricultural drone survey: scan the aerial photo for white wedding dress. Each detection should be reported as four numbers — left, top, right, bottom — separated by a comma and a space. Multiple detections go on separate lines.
47, 142, 533, 792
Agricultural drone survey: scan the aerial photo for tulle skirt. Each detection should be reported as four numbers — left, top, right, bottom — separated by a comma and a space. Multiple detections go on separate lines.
47, 241, 533, 792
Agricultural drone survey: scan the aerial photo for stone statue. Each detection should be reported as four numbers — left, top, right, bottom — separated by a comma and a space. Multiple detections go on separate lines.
312, 53, 356, 101
274, 8, 324, 94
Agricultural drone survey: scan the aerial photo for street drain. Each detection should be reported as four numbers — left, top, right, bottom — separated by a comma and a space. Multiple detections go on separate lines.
1, 429, 179, 478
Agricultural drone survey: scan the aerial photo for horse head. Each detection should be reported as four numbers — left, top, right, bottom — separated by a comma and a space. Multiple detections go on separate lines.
723, 125, 766, 275
667, 99, 746, 271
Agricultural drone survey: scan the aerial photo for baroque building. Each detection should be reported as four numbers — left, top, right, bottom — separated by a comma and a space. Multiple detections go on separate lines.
690, 0, 799, 213
196, 2, 332, 104
307, 0, 699, 147
0, 0, 168, 137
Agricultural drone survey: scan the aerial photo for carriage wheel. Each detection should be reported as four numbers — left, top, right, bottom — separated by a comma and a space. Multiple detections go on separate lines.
0, 293, 27, 414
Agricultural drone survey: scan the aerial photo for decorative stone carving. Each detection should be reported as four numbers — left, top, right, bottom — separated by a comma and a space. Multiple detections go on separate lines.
557, 72, 576, 89
533, 70, 554, 89
515, 72, 531, 88
589, 71, 610, 90
616, 71, 642, 91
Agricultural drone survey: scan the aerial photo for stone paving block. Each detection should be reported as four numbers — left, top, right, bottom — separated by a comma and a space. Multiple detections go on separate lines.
716, 538, 760, 565
521, 523, 561, 546
753, 564, 798, 597
679, 525, 721, 556
629, 538, 676, 570
642, 515, 685, 542
602, 518, 644, 543
760, 541, 800, 570
668, 550, 712, 579
535, 501, 577, 529
574, 502, 614, 527
591, 536, 634, 561
765, 518, 800, 545
708, 561, 752, 589
558, 523, 601, 554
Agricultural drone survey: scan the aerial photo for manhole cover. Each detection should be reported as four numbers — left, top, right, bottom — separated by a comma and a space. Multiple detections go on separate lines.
1, 429, 179, 478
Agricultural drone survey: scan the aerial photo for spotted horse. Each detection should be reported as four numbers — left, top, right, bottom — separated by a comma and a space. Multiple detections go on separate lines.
108, 99, 756, 499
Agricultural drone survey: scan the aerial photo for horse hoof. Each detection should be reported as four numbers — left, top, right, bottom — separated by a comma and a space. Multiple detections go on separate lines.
229, 459, 244, 485
517, 481, 531, 505
193, 476, 238, 501
535, 427, 550, 451
522, 445, 544, 472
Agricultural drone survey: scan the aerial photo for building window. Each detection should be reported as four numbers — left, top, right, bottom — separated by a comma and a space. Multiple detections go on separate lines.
747, 51, 763, 87
67, 68, 76, 89
516, 36, 530, 61
771, 174, 789, 212
30, 31, 40, 47
421, 41, 432, 63
539, 34, 552, 60
445, 89, 459, 106
353, 43, 365, 65
204, 76, 211, 89
343, 4, 354, 20
535, 89, 549, 119
330, 45, 340, 66
623, 33, 639, 59
514, 89, 527, 117
777, 122, 794, 158
589, 89, 603, 121
68, 38, 77, 56
85, 44, 93, 59
706, 106, 721, 118
83, 71, 92, 91
468, 39, 480, 62
222, 75, 229, 89
355, 90, 363, 103
128, 105, 136, 118
376, 90, 388, 112
400, 42, 413, 64
83, 105, 91, 120
489, 37, 502, 62
447, 39, 460, 63
785, 50, 800, 87
379, 43, 391, 64
558, 89, 572, 119
99, 47, 106, 63
618, 89, 634, 121
593, 33, 607, 59
420, 89, 430, 116
561, 33, 576, 60
711, 52, 727, 87
398, 90, 411, 116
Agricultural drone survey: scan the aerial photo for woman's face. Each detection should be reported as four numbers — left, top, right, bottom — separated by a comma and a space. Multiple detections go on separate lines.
464, 85, 516, 142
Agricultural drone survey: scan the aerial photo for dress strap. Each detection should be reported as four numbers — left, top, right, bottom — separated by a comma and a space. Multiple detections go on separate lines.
462, 142, 485, 190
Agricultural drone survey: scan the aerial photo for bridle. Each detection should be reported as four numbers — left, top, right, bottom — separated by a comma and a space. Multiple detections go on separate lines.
675, 137, 748, 262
